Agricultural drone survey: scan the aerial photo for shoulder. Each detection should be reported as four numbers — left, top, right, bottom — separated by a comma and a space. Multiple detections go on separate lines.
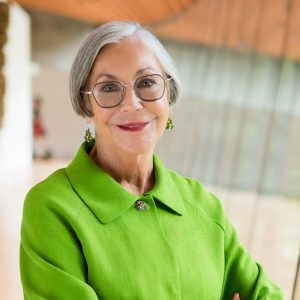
166, 168, 226, 229
26, 168, 70, 202
23, 168, 84, 228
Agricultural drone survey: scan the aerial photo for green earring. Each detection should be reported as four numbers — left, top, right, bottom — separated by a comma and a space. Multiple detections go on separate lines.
166, 116, 174, 130
84, 124, 95, 147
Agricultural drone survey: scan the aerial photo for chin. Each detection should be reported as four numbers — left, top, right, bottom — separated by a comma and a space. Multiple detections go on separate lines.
111, 127, 156, 153
117, 140, 156, 156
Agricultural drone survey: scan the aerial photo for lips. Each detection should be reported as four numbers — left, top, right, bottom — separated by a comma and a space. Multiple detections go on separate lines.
116, 122, 150, 132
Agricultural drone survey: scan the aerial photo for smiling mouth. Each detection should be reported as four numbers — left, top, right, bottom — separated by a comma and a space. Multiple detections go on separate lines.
117, 122, 150, 132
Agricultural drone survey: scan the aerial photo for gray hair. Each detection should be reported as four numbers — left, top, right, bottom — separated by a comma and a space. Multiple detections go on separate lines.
69, 20, 181, 117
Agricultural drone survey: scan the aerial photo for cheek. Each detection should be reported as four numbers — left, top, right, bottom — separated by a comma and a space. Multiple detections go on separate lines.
154, 100, 169, 129
158, 97, 170, 118
91, 107, 114, 130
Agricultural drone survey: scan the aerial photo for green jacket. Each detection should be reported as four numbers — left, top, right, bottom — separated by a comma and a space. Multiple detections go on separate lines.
20, 143, 283, 299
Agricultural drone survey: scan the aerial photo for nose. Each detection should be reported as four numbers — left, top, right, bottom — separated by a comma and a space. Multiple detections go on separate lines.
120, 85, 143, 112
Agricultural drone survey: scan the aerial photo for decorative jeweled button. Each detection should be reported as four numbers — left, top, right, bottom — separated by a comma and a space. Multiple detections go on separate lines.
135, 200, 148, 211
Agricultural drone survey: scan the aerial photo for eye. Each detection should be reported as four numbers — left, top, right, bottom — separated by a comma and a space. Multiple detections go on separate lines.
97, 82, 122, 93
136, 77, 157, 89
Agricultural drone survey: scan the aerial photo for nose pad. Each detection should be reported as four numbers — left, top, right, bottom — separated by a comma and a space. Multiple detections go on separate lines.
120, 85, 143, 112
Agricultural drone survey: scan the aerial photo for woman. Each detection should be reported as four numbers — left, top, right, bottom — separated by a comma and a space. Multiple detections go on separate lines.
20, 21, 283, 299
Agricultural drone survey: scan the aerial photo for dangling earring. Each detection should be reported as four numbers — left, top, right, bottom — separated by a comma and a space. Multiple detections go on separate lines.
166, 116, 174, 130
84, 121, 95, 147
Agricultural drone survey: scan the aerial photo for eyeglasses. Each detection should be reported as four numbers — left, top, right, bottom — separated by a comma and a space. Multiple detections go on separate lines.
81, 74, 168, 108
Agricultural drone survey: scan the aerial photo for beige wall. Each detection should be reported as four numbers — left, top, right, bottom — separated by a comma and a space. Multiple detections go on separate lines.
0, 3, 31, 299
0, 3, 31, 184
32, 66, 83, 158
30, 10, 93, 158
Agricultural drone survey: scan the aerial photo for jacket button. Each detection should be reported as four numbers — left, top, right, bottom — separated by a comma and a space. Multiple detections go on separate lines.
135, 200, 148, 211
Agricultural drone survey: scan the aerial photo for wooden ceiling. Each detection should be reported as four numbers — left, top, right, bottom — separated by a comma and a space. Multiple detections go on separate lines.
15, 0, 195, 25
152, 0, 300, 62
15, 0, 300, 61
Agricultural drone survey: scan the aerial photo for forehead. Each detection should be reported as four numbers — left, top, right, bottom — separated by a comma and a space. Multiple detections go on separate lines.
89, 38, 163, 80
99, 38, 157, 61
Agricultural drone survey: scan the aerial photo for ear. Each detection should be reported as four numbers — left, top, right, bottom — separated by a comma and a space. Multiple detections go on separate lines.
165, 83, 171, 105
83, 93, 94, 117
84, 116, 94, 126
165, 77, 173, 105
166, 76, 176, 105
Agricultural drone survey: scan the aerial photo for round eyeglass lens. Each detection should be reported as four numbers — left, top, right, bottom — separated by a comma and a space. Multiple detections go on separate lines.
135, 74, 165, 101
93, 81, 124, 108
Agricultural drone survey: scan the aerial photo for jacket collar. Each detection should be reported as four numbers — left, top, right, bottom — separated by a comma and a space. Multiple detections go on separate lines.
66, 143, 185, 224
150, 154, 185, 216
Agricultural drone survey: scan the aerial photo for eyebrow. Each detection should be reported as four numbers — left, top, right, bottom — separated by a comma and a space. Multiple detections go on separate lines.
93, 67, 157, 82
136, 67, 156, 76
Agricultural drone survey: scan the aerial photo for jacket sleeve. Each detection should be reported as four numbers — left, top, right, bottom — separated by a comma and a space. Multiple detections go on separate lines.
20, 186, 98, 300
215, 195, 284, 299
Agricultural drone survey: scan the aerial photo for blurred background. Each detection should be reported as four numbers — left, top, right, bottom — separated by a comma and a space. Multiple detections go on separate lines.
0, 0, 299, 299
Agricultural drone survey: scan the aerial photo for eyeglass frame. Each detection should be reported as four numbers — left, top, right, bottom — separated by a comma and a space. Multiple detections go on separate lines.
80, 73, 171, 108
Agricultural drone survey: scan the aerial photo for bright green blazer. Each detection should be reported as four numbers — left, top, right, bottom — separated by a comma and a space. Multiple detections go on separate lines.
20, 143, 283, 299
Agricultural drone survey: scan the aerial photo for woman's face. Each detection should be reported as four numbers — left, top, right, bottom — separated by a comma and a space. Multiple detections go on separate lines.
86, 38, 170, 156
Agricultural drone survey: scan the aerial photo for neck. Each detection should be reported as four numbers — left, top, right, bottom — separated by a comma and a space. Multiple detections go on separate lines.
89, 142, 155, 196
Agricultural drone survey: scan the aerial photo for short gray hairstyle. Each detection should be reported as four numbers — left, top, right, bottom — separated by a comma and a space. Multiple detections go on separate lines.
69, 20, 181, 117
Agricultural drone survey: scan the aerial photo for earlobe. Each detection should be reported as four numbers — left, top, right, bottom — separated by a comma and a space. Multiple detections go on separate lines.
85, 116, 93, 124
